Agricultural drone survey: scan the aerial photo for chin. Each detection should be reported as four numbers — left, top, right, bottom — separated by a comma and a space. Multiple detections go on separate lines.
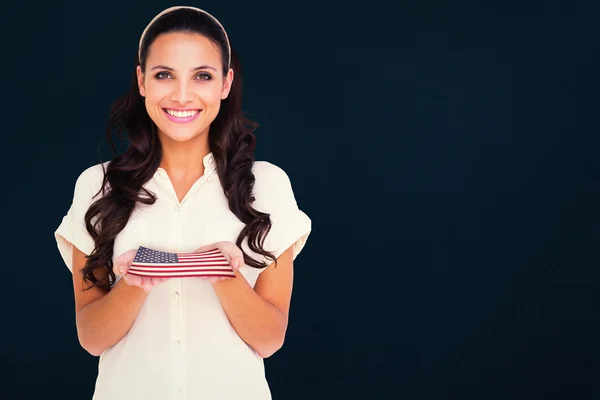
157, 124, 205, 142
163, 132, 200, 142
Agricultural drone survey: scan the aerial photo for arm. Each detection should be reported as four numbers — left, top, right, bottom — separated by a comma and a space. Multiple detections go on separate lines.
211, 245, 294, 358
72, 246, 149, 356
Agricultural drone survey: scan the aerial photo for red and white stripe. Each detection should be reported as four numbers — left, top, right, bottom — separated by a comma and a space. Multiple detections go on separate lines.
128, 248, 236, 278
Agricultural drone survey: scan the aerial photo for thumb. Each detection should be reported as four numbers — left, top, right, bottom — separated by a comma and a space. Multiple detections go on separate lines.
114, 248, 138, 276
193, 244, 218, 253
231, 255, 244, 270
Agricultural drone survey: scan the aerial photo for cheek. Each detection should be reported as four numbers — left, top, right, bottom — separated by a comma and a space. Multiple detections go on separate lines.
145, 83, 168, 104
197, 84, 224, 104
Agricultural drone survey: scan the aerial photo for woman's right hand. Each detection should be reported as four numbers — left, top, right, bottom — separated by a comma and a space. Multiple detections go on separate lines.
113, 249, 169, 292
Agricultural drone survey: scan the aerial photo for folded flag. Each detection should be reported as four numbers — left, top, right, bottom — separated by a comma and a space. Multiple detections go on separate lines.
127, 246, 236, 279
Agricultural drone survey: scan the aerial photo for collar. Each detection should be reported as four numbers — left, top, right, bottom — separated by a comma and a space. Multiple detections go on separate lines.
154, 151, 217, 178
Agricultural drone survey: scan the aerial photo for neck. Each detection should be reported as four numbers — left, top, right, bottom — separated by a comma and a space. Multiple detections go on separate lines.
158, 131, 211, 181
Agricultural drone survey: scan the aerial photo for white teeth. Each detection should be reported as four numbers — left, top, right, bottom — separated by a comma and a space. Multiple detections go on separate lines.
166, 109, 199, 118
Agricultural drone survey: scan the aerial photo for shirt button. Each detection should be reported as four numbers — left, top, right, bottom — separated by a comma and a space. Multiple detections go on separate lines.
174, 204, 180, 212
207, 176, 212, 182
176, 340, 181, 347
173, 292, 179, 300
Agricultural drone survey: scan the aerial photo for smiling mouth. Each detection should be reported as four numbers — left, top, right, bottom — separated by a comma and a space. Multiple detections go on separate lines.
163, 108, 201, 118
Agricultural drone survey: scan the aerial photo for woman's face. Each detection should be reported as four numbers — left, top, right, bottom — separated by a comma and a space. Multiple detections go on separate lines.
137, 32, 233, 143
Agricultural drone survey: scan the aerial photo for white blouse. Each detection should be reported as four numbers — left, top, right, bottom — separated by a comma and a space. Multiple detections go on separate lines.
54, 152, 312, 400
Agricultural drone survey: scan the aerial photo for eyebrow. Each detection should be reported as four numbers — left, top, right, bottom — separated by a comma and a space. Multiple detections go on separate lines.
150, 64, 218, 72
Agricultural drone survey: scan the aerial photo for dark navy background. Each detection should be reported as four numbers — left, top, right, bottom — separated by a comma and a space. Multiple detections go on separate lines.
3, 0, 600, 399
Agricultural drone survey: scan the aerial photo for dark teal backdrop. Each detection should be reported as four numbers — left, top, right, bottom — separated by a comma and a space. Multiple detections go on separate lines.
3, 0, 600, 399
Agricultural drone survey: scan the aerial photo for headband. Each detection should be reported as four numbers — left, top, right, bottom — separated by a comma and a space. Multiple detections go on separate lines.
138, 6, 231, 69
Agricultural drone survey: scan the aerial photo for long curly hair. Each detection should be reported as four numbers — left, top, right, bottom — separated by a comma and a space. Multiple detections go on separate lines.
81, 8, 276, 292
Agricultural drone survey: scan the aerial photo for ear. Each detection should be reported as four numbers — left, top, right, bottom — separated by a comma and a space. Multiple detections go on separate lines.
136, 65, 146, 97
220, 68, 234, 100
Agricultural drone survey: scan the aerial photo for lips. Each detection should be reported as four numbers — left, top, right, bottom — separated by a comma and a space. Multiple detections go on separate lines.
162, 108, 202, 123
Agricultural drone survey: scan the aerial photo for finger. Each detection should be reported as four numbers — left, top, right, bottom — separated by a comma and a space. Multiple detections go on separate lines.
194, 242, 242, 269
222, 249, 242, 269
232, 256, 244, 270
216, 248, 235, 268
223, 244, 244, 269
113, 259, 126, 276
124, 274, 142, 287
207, 276, 231, 283
141, 276, 152, 292
124, 248, 138, 261
151, 277, 167, 286
194, 244, 218, 254
114, 248, 138, 275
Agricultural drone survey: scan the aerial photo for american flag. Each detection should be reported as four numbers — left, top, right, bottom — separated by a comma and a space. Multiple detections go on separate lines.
128, 246, 236, 279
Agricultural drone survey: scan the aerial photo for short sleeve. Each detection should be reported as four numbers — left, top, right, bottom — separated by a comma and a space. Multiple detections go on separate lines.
251, 162, 312, 263
54, 165, 103, 273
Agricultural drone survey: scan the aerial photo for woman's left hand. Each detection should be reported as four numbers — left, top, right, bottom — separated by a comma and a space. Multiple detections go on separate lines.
193, 241, 244, 283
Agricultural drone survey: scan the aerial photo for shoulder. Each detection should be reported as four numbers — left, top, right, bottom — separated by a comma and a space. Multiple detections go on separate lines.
252, 160, 294, 192
73, 161, 110, 198
251, 160, 298, 211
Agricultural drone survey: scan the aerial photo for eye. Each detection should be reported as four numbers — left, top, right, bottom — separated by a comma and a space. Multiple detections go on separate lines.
195, 73, 212, 81
155, 72, 172, 80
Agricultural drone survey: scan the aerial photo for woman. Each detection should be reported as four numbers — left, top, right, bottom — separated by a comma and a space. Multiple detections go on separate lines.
54, 6, 311, 400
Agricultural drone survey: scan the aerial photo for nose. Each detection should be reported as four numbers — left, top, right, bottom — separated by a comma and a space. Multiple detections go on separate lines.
170, 81, 193, 104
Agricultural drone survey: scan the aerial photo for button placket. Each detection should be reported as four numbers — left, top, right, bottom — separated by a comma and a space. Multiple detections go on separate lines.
170, 278, 185, 399
171, 199, 183, 254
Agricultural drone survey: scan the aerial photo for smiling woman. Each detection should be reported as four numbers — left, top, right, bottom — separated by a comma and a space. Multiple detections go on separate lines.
53, 6, 311, 400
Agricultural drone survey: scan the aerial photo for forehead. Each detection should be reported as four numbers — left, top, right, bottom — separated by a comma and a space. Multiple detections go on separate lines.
146, 32, 223, 67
